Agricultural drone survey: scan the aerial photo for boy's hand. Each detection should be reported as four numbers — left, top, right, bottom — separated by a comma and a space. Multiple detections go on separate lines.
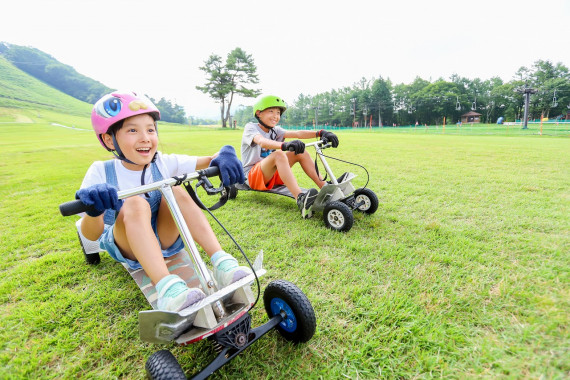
210, 145, 246, 186
281, 140, 305, 154
318, 130, 339, 148
75, 183, 123, 217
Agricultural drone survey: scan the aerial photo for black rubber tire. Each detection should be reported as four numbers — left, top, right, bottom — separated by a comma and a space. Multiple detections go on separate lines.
84, 252, 101, 265
354, 188, 379, 214
263, 280, 316, 344
228, 184, 238, 200
145, 350, 186, 380
323, 201, 354, 232
77, 231, 100, 265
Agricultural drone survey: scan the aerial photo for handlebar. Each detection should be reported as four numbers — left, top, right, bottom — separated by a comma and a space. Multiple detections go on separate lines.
59, 199, 97, 217
59, 166, 222, 217
305, 140, 332, 149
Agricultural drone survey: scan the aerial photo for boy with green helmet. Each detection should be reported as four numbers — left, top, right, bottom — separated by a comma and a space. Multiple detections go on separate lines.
241, 95, 339, 218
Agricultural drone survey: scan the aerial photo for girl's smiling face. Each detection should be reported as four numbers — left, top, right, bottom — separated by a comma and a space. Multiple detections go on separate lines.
257, 107, 281, 129
103, 113, 158, 170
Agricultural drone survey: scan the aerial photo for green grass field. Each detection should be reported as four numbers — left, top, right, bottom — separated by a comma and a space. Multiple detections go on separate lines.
0, 112, 568, 379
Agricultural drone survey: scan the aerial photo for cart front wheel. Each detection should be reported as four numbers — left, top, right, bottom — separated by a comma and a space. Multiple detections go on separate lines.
263, 280, 316, 343
324, 201, 354, 232
354, 188, 379, 214
145, 349, 186, 380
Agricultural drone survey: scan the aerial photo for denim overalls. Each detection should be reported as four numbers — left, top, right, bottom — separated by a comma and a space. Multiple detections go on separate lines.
98, 160, 184, 269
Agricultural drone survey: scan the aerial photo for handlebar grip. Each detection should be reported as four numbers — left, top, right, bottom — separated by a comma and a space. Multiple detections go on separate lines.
59, 200, 97, 216
198, 166, 220, 178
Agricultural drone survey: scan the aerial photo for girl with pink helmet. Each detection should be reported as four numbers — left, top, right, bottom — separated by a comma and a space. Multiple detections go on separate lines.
76, 90, 250, 312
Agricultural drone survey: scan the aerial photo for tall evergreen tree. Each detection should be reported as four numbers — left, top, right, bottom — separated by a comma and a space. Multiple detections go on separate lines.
196, 47, 260, 127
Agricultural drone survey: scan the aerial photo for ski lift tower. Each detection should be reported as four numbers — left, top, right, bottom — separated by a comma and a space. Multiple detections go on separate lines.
516, 86, 538, 129
351, 98, 356, 127
312, 102, 320, 129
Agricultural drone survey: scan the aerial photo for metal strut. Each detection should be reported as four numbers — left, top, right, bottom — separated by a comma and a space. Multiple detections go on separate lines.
189, 312, 284, 380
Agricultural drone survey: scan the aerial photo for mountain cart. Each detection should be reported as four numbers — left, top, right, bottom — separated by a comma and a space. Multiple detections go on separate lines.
59, 167, 316, 379
232, 140, 379, 232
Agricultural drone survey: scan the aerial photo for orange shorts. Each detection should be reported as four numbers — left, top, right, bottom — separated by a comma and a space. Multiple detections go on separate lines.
248, 161, 284, 190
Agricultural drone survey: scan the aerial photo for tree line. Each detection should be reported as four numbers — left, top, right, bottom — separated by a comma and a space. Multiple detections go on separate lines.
3, 42, 568, 128
233, 60, 570, 128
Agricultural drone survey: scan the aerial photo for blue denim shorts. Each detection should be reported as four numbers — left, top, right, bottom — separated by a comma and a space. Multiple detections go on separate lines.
99, 222, 185, 270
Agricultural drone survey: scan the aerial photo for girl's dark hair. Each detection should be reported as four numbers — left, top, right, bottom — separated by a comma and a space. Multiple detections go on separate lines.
108, 120, 124, 135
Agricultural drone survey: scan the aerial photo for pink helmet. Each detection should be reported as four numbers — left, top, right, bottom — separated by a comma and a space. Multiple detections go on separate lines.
91, 91, 161, 150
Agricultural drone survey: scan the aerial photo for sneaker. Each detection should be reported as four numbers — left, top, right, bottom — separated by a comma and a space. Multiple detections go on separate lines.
296, 188, 318, 218
212, 252, 252, 288
156, 274, 206, 312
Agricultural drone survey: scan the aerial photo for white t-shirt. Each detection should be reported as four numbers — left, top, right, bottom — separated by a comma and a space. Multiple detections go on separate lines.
80, 152, 198, 191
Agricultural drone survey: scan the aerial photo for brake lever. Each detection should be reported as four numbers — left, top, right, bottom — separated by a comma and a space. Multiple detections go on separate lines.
317, 141, 333, 149
197, 174, 225, 196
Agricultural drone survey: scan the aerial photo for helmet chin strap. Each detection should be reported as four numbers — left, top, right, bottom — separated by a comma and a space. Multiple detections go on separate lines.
111, 133, 137, 165
256, 116, 273, 130
140, 155, 158, 198
110, 133, 157, 198
256, 116, 277, 140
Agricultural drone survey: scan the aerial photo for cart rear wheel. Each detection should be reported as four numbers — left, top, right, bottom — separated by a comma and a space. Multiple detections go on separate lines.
354, 188, 379, 214
77, 231, 100, 265
323, 201, 353, 232
263, 280, 316, 343
145, 350, 186, 380
84, 252, 101, 265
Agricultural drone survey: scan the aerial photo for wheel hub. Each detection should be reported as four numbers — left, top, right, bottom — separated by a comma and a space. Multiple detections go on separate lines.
270, 297, 298, 333
234, 332, 247, 347
355, 195, 370, 210
212, 313, 252, 350
327, 209, 345, 228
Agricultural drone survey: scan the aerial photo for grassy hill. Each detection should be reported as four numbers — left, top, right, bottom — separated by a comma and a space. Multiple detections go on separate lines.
0, 55, 91, 117
0, 43, 188, 124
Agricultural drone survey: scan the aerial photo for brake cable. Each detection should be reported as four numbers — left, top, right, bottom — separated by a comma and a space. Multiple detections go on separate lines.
315, 150, 370, 190
185, 178, 260, 311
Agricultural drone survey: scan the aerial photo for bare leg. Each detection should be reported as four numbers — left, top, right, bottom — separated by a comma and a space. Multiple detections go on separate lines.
260, 150, 303, 198
155, 187, 250, 287
288, 151, 326, 189
156, 186, 222, 257
113, 196, 170, 284
114, 193, 207, 312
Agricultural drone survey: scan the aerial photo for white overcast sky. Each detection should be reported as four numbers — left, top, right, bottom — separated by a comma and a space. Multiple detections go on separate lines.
2, 0, 569, 118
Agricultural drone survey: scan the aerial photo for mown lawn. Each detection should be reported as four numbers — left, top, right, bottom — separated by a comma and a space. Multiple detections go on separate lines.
0, 118, 568, 379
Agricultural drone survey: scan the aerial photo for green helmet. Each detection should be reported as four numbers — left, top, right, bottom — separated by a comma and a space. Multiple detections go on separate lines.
253, 95, 287, 117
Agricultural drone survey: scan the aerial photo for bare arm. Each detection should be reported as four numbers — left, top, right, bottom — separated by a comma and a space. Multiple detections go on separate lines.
283, 129, 319, 139
252, 129, 319, 148
196, 155, 214, 170
252, 134, 284, 150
